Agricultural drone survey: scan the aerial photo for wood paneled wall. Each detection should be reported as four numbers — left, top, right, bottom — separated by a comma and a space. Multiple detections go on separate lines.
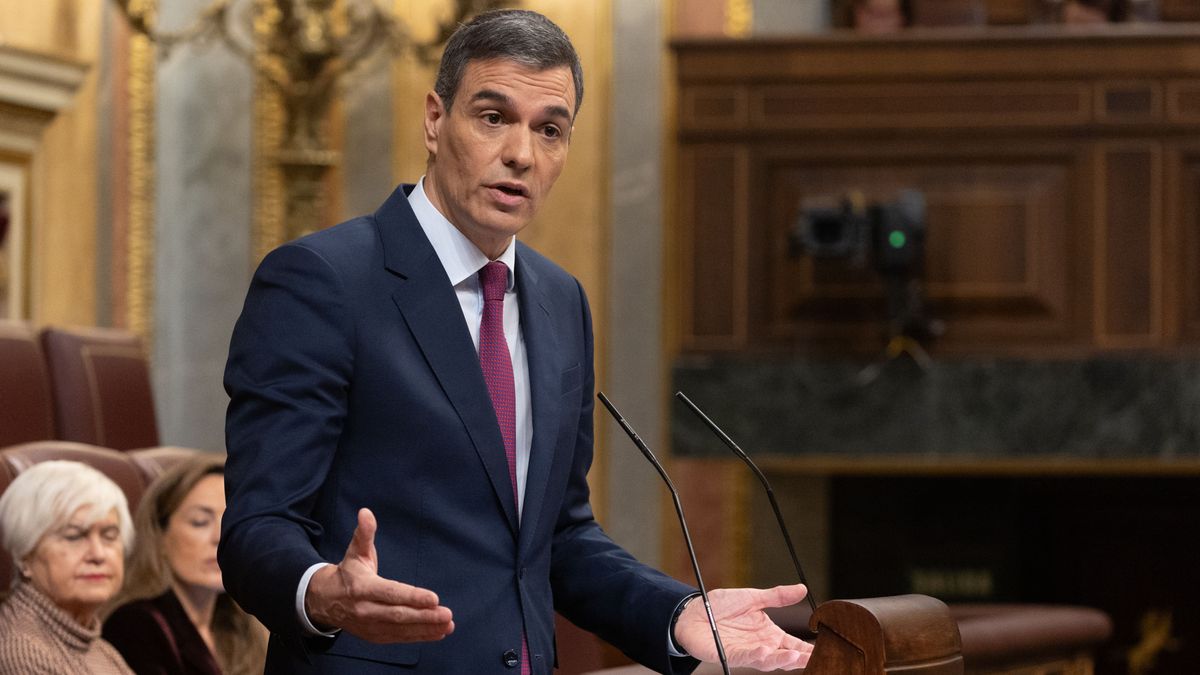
673, 25, 1200, 356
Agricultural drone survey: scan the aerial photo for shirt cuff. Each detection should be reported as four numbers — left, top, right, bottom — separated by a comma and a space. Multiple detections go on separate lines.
667, 592, 702, 657
296, 562, 340, 637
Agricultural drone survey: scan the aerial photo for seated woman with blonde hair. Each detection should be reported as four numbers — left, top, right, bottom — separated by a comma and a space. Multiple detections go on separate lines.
0, 460, 136, 673
103, 454, 265, 675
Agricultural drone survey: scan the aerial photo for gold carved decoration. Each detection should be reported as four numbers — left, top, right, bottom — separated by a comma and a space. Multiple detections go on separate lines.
113, 0, 506, 254
1127, 608, 1181, 675
127, 31, 155, 340
724, 0, 753, 37
253, 67, 286, 263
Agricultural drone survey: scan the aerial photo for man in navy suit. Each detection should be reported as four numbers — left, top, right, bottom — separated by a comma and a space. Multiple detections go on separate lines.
220, 9, 812, 674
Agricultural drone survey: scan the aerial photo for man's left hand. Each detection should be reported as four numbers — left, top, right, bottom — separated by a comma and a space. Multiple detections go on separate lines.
674, 584, 813, 671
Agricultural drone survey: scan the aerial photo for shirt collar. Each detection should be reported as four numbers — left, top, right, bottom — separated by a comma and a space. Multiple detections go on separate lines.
408, 177, 516, 290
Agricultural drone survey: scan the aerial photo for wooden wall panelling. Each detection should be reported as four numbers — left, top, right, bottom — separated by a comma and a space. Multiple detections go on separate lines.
674, 27, 1200, 356
1094, 142, 1162, 348
1172, 142, 1200, 341
681, 144, 749, 350
674, 32, 1200, 87
1161, 0, 1200, 21
1095, 80, 1163, 124
681, 85, 749, 132
751, 81, 1091, 132
1167, 79, 1200, 123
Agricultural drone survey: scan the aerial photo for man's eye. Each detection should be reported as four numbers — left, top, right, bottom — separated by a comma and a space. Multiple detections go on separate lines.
542, 126, 561, 139
483, 113, 502, 125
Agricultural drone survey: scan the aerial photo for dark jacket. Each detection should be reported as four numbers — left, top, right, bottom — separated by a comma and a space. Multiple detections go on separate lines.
104, 591, 222, 675
219, 185, 698, 674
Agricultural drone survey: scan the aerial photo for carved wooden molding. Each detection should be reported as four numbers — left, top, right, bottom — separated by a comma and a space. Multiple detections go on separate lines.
0, 45, 87, 153
0, 45, 87, 321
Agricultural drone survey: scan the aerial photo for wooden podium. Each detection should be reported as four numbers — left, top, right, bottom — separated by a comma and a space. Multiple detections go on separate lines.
803, 594, 963, 675
582, 593, 963, 675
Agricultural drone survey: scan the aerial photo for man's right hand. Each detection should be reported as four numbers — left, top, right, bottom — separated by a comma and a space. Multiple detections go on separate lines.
304, 508, 455, 643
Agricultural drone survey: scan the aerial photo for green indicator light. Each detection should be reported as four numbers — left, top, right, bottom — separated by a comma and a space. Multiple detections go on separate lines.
888, 230, 907, 249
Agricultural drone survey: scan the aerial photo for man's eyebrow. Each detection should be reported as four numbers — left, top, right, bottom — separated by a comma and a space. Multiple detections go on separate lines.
542, 104, 572, 123
470, 89, 512, 108
469, 89, 573, 123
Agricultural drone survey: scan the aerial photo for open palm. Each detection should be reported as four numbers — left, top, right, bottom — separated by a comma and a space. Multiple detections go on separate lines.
674, 585, 813, 671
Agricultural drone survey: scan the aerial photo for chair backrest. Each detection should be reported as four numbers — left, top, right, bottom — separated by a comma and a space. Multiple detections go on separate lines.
0, 320, 56, 446
0, 441, 148, 592
40, 325, 160, 451
126, 446, 207, 485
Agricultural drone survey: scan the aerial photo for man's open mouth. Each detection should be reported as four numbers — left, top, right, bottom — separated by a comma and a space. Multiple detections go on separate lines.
492, 184, 527, 197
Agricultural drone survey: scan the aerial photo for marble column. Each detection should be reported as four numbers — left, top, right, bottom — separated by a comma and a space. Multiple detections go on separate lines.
606, 0, 668, 566
151, 0, 253, 451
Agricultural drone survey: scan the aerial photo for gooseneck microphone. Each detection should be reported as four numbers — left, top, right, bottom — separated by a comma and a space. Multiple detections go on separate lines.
675, 390, 820, 615
597, 392, 730, 675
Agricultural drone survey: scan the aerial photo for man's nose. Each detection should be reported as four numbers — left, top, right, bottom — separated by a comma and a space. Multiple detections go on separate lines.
501, 127, 534, 170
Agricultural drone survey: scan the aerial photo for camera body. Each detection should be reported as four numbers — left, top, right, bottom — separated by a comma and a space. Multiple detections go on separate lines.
791, 189, 942, 345
792, 190, 927, 276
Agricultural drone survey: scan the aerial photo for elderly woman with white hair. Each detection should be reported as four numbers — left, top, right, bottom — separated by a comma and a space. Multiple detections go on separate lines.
0, 460, 135, 673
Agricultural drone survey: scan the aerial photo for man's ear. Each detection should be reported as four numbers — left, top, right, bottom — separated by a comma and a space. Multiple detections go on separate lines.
424, 91, 445, 156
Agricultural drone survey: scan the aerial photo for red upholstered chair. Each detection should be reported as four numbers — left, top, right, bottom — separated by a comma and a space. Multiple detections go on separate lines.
0, 320, 56, 446
0, 441, 148, 592
40, 325, 160, 451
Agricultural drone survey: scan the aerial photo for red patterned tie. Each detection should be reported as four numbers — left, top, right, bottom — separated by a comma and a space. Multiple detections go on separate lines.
478, 260, 530, 674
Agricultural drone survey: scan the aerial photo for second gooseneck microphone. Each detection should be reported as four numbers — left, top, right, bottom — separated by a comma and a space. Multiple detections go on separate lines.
675, 390, 820, 615
597, 392, 730, 675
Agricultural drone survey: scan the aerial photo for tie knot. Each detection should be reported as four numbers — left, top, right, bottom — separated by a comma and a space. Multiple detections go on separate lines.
480, 261, 509, 302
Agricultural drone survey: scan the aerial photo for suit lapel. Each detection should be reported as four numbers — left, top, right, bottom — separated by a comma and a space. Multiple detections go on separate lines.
515, 246, 561, 557
378, 187, 520, 536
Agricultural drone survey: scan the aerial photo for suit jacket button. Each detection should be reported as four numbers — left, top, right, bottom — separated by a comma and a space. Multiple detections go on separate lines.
502, 649, 519, 668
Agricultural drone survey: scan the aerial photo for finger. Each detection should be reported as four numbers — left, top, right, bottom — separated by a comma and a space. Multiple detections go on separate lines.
758, 583, 808, 609
351, 575, 443, 610
357, 617, 456, 644
345, 508, 378, 566
359, 607, 455, 643
356, 601, 454, 628
736, 646, 805, 671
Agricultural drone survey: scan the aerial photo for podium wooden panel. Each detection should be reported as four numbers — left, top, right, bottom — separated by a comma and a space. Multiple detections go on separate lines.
805, 595, 963, 675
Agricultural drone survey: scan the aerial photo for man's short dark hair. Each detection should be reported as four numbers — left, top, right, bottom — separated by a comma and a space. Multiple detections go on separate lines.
434, 9, 584, 116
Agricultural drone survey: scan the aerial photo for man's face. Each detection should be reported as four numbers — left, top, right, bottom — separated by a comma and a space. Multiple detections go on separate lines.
423, 58, 575, 259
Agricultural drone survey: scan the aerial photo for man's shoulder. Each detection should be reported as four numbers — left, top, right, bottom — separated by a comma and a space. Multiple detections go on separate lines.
516, 241, 578, 288
272, 184, 424, 274
291, 215, 381, 257
257, 215, 386, 285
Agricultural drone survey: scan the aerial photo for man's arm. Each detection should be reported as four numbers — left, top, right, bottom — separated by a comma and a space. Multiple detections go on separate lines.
548, 279, 812, 673
221, 243, 354, 649
220, 243, 451, 650
547, 279, 700, 674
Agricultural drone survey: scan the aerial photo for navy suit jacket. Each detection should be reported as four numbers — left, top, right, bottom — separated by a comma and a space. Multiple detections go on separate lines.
220, 185, 698, 674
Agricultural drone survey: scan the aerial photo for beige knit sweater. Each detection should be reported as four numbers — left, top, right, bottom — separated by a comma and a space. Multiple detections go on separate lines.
0, 582, 133, 674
